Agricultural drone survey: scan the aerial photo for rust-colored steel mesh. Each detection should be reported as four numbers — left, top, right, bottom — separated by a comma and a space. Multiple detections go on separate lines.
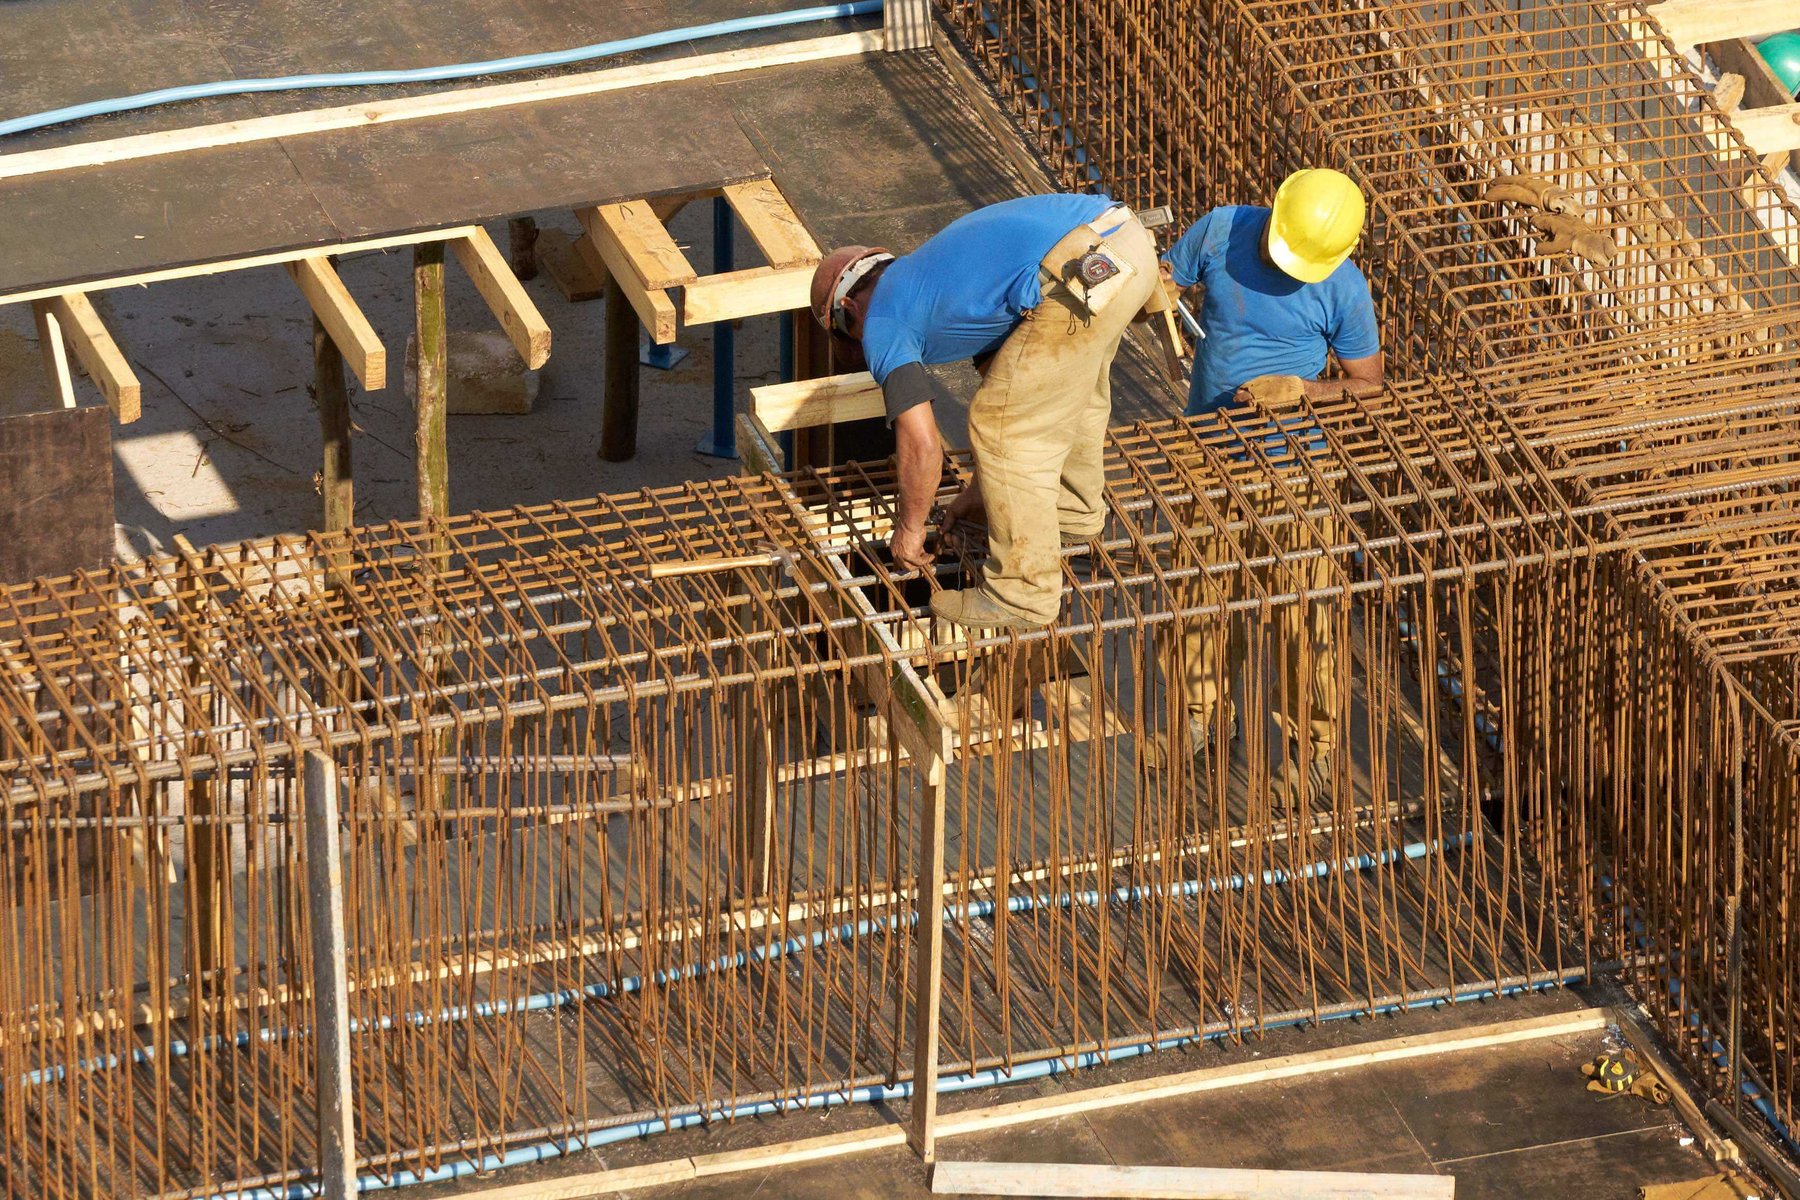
4, 0, 1800, 1195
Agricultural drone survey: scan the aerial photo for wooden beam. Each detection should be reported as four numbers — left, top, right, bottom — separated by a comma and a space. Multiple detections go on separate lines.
910, 734, 951, 1160
1733, 104, 1800, 157
537, 229, 605, 302
1, 226, 479, 309
450, 228, 552, 369
935, 1008, 1611, 1139
1650, 0, 1796, 47
723, 179, 821, 268
439, 1008, 1609, 1200
577, 204, 680, 344
29, 301, 76, 410
928, 1161, 1454, 1199
302, 751, 357, 1200
751, 371, 884, 431
44, 292, 140, 421
682, 264, 814, 325
284, 256, 387, 390
0, 33, 883, 184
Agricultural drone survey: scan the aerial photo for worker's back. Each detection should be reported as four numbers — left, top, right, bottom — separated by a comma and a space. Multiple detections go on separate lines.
860, 192, 1117, 383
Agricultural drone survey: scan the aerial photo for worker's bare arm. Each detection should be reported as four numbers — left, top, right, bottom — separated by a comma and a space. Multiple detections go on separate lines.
1305, 350, 1384, 399
891, 402, 943, 571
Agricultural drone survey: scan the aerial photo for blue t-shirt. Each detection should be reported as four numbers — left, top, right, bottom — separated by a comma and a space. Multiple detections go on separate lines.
861, 193, 1118, 384
1164, 206, 1380, 417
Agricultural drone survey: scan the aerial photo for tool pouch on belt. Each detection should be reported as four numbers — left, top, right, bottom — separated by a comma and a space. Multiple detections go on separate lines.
1044, 237, 1138, 323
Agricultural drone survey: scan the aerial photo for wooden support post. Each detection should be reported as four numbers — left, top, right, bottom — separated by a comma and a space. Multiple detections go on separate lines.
507, 216, 539, 280
29, 300, 76, 410
909, 725, 952, 1161
313, 313, 354, 532
412, 242, 449, 521
601, 278, 642, 462
884, 0, 932, 51
173, 540, 228, 1004
303, 750, 357, 1200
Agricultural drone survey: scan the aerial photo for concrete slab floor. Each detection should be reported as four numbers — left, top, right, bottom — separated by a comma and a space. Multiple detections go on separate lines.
416, 990, 1746, 1200
0, 47, 1180, 567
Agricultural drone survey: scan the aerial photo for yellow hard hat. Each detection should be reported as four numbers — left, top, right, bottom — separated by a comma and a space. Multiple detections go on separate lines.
1267, 168, 1366, 284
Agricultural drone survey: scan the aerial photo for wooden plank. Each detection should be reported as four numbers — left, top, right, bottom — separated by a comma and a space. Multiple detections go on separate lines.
29, 301, 76, 410
1732, 104, 1800, 156
585, 199, 695, 289
752, 371, 885, 431
690, 1125, 909, 1177
928, 1161, 1454, 1199
1650, 0, 1796, 47
577, 205, 678, 344
284, 256, 388, 390
723, 178, 821, 268
910, 731, 951, 1160
448, 1158, 698, 1200
1709, 36, 1796, 110
451, 228, 552, 368
936, 1008, 1612, 1138
0, 33, 883, 184
538, 229, 605, 302
44, 293, 140, 421
1611, 1007, 1741, 1165
682, 264, 814, 325
1, 226, 479, 309
302, 751, 357, 1200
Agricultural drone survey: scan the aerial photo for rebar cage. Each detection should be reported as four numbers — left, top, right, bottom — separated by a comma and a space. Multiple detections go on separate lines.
942, 0, 1799, 1161
4, 0, 1800, 1195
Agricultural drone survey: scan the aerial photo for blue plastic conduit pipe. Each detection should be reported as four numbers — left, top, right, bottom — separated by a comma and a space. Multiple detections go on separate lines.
23, 834, 1475, 1090
0, 3, 883, 139
211, 963, 1572, 1200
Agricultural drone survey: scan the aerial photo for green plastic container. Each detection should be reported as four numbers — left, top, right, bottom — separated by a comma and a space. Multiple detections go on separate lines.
1756, 31, 1800, 97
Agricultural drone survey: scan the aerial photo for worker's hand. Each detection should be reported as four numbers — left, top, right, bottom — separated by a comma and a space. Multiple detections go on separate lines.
890, 521, 934, 573
1157, 261, 1183, 310
1234, 374, 1307, 411
939, 485, 986, 541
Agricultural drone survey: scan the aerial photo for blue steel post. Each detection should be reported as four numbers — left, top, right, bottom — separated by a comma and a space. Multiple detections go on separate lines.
696, 196, 738, 459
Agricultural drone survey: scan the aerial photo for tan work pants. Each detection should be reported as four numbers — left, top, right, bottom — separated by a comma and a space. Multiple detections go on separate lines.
1174, 474, 1340, 753
969, 214, 1159, 624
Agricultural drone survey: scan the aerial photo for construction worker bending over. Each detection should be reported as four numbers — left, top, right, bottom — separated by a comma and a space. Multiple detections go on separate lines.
810, 194, 1159, 631
1160, 168, 1385, 802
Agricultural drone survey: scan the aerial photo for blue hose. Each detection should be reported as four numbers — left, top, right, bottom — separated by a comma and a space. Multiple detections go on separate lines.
0, 3, 883, 139
24, 834, 1474, 1090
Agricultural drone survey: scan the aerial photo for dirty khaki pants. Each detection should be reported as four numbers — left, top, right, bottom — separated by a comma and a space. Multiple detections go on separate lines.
969, 212, 1160, 624
1174, 472, 1340, 754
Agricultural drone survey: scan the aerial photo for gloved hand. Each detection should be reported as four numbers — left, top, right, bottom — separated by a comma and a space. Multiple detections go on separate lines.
1234, 374, 1307, 410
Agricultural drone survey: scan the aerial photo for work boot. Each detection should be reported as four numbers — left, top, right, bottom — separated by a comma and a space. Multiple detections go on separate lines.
1145, 714, 1212, 772
930, 588, 1048, 631
1270, 745, 1337, 811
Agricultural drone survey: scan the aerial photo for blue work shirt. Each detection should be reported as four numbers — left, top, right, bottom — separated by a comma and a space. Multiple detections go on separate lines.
861, 193, 1118, 384
1163, 206, 1381, 418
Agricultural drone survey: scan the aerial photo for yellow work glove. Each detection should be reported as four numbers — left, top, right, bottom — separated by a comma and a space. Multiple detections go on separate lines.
1234, 374, 1307, 410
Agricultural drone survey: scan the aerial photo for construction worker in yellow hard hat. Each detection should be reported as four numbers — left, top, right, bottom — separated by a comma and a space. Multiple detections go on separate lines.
1154, 168, 1386, 807
811, 194, 1159, 631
